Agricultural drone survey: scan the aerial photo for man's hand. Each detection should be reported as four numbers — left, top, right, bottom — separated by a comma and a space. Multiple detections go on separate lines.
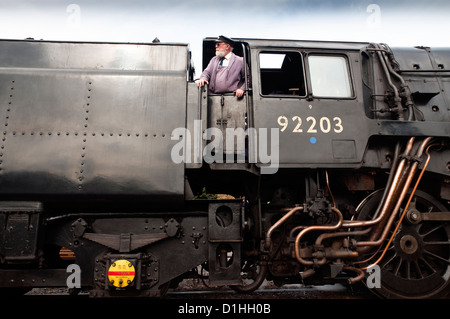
234, 88, 245, 98
197, 79, 209, 87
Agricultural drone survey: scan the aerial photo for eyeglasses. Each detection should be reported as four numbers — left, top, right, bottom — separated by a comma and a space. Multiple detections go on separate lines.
215, 42, 226, 47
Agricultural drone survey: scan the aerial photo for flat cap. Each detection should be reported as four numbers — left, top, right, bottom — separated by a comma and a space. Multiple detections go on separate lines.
216, 35, 235, 47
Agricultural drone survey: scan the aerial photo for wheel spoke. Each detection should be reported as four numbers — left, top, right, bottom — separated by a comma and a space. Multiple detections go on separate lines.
379, 250, 396, 270
423, 249, 450, 265
420, 223, 445, 238
424, 240, 450, 246
413, 260, 424, 279
405, 260, 411, 279
419, 256, 438, 275
393, 257, 402, 276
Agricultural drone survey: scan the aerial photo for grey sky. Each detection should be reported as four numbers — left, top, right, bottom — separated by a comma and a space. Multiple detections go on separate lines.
0, 0, 448, 73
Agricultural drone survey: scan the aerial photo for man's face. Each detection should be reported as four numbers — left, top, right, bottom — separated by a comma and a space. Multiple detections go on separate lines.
215, 42, 229, 57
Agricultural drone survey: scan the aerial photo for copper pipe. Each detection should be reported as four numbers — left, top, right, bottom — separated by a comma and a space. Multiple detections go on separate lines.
309, 230, 367, 263
342, 137, 415, 228
344, 266, 365, 284
356, 163, 414, 247
325, 170, 335, 207
362, 141, 435, 270
312, 249, 359, 260
289, 225, 306, 238
315, 228, 371, 246
356, 137, 433, 249
352, 245, 382, 265
363, 159, 412, 242
265, 206, 303, 249
233, 262, 268, 293
294, 207, 343, 265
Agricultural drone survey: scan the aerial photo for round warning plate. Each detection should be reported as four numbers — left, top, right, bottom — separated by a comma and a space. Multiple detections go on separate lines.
108, 259, 136, 288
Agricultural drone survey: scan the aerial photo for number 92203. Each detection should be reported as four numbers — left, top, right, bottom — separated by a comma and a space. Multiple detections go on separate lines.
277, 115, 343, 134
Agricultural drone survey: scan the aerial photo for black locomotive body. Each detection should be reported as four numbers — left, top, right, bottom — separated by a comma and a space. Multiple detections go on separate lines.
0, 37, 449, 298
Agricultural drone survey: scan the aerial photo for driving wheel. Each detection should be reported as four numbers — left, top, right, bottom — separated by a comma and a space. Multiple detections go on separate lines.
357, 189, 450, 299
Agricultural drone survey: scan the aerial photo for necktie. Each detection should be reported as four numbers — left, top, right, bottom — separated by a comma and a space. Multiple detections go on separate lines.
219, 57, 225, 66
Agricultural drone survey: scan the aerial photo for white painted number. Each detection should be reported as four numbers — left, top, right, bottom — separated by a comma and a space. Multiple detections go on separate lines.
306, 116, 317, 133
333, 117, 343, 133
292, 116, 303, 133
277, 115, 343, 134
277, 115, 288, 132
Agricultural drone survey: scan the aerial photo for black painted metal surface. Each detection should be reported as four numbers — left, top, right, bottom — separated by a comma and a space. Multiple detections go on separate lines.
0, 40, 188, 201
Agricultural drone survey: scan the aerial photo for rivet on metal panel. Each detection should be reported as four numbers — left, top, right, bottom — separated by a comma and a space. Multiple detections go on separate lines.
77, 81, 92, 192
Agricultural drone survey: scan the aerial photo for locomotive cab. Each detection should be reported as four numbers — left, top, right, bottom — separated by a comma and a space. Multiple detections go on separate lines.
199, 38, 252, 161
195, 38, 389, 172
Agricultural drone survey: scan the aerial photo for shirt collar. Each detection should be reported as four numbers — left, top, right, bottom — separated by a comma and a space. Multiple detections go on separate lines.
223, 52, 232, 60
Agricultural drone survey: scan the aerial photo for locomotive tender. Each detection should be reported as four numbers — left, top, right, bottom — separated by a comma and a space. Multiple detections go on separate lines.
0, 36, 449, 298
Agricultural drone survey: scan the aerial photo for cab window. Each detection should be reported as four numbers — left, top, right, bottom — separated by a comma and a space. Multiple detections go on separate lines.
259, 52, 306, 96
308, 55, 352, 98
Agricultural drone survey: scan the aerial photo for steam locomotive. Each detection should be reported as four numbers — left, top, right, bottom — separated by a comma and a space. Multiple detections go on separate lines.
0, 36, 448, 299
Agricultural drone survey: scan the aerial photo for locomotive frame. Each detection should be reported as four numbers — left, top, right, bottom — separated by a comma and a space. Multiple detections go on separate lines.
0, 37, 449, 298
